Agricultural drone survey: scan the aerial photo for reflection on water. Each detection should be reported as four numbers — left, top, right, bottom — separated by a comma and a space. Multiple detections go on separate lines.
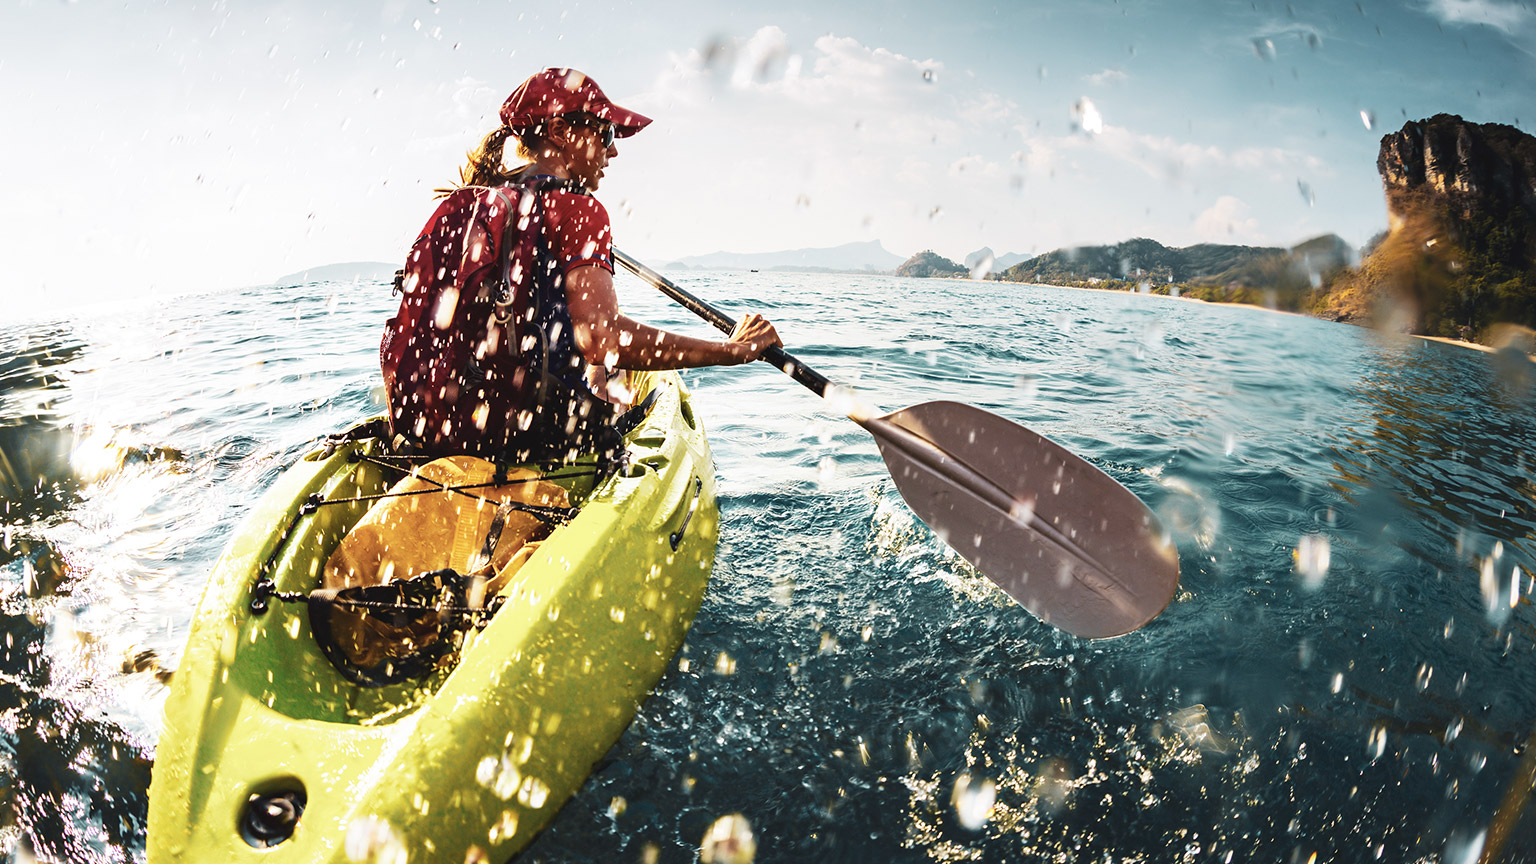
0, 276, 1533, 862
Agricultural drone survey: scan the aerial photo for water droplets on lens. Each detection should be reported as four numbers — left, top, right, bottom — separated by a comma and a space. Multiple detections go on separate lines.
700, 813, 757, 864
1294, 534, 1330, 589
951, 773, 996, 829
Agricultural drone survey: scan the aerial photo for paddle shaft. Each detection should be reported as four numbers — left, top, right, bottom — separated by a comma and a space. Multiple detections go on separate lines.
613, 249, 832, 398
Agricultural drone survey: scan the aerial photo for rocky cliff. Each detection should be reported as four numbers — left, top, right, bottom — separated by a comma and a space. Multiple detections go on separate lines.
1320, 114, 1536, 338
1377, 114, 1536, 217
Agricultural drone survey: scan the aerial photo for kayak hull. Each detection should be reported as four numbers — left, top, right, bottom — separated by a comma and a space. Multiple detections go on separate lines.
147, 372, 717, 862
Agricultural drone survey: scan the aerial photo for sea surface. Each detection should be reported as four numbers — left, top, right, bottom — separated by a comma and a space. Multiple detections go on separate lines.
1, 270, 1534, 864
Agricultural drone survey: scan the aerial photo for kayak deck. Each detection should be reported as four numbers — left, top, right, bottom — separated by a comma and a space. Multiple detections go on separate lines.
147, 371, 718, 862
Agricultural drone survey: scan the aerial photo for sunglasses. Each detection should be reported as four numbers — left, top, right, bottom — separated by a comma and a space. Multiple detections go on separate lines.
565, 115, 616, 148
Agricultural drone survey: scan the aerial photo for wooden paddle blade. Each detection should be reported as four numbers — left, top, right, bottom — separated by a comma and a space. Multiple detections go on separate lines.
868, 401, 1179, 638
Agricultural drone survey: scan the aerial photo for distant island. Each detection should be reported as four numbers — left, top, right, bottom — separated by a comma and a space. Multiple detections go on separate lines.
270, 262, 397, 287
895, 250, 967, 278
992, 234, 1352, 310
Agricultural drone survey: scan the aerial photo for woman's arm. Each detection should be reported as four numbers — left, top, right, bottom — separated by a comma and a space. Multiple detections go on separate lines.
565, 265, 781, 371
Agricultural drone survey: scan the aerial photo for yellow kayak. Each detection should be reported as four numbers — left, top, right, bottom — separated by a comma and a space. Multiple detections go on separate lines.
147, 370, 717, 862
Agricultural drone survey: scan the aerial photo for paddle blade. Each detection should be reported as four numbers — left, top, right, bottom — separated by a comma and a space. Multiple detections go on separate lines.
868, 401, 1178, 638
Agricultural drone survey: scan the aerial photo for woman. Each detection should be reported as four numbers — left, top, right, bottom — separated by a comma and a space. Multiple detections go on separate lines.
386, 67, 780, 461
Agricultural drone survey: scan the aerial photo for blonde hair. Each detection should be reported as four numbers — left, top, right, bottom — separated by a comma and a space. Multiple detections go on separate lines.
439, 116, 585, 196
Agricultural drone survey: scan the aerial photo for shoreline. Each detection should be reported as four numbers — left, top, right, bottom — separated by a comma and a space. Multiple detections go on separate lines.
1007, 279, 1535, 359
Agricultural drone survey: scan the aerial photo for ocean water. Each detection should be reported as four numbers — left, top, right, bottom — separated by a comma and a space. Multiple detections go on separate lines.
1, 270, 1534, 863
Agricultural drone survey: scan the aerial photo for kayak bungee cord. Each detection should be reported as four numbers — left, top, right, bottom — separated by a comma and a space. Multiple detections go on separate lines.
247, 449, 598, 616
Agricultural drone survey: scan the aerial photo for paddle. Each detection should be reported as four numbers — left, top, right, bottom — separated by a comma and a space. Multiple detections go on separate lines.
613, 249, 1180, 639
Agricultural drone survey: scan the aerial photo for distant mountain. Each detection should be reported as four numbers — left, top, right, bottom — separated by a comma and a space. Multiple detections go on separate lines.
896, 251, 967, 278
664, 240, 904, 272
995, 251, 1031, 270
270, 262, 398, 287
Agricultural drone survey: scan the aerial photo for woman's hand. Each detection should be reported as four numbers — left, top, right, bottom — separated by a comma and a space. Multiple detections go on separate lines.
726, 313, 782, 364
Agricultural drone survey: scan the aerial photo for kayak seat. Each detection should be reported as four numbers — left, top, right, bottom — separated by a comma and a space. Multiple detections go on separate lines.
311, 455, 569, 687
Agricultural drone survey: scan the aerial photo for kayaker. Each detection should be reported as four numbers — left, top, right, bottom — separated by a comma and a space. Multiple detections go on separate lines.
384, 67, 781, 462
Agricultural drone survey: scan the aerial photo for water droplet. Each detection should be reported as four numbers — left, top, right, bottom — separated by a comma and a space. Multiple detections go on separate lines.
609, 606, 626, 623
1480, 551, 1513, 623
1294, 534, 1330, 589
1071, 98, 1104, 135
1416, 663, 1433, 692
714, 652, 737, 675
700, 813, 757, 864
476, 753, 521, 800
860, 624, 873, 642
952, 773, 996, 829
1297, 179, 1315, 206
344, 816, 406, 863
608, 796, 627, 818
1331, 673, 1344, 694
1367, 725, 1387, 760
487, 809, 518, 843
817, 455, 837, 485
969, 251, 995, 280
285, 616, 302, 639
1015, 374, 1038, 400
517, 775, 550, 809
1444, 716, 1463, 744
1360, 109, 1375, 131
819, 631, 838, 653
267, 44, 279, 59
1252, 38, 1276, 61
922, 68, 936, 83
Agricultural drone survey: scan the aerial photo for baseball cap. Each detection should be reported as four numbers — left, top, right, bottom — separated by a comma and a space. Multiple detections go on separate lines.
499, 67, 652, 138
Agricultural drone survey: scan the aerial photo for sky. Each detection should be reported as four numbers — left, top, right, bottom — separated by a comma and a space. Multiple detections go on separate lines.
3, 0, 1534, 317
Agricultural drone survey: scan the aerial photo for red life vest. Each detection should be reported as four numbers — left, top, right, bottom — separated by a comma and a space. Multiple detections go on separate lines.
380, 175, 612, 461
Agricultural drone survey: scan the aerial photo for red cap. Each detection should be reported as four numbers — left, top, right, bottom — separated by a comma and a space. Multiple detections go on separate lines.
499, 68, 652, 139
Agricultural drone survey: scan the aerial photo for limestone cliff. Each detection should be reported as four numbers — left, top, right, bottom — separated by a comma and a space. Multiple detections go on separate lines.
1320, 115, 1536, 338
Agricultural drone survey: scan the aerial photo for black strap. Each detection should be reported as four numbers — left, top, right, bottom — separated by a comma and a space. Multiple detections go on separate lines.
306, 568, 501, 688
613, 387, 661, 438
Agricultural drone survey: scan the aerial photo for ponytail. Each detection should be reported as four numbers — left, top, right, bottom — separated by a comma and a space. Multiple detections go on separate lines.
457, 126, 514, 188
436, 122, 552, 197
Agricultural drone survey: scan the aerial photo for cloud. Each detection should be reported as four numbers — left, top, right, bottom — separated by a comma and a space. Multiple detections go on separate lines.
1194, 196, 1262, 241
1423, 0, 1536, 35
1085, 68, 1128, 86
1057, 123, 1325, 185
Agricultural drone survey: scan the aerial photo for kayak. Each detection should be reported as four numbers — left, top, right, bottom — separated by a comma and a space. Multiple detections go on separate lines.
146, 370, 718, 862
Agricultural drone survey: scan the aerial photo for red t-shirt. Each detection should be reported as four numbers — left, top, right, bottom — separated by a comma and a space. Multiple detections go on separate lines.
541, 188, 614, 276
